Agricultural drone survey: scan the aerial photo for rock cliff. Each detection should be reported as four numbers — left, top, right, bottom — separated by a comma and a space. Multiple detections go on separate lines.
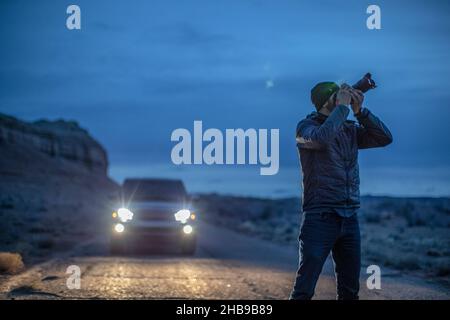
0, 113, 108, 177
0, 113, 118, 261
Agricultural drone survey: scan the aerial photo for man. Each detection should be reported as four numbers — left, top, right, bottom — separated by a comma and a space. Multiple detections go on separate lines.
290, 82, 393, 300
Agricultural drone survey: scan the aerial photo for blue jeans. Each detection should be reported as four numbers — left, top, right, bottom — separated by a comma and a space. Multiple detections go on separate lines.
290, 211, 361, 300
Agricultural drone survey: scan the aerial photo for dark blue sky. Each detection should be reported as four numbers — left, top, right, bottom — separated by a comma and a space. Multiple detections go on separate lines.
1, 0, 449, 196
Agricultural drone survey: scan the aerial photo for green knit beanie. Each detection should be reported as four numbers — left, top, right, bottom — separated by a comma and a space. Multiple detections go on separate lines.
311, 82, 339, 110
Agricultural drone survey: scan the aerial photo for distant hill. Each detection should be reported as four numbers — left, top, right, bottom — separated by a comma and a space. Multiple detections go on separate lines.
0, 112, 110, 177
0, 113, 118, 262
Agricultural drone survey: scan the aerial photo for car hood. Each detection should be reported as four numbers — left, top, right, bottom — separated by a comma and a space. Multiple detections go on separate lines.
128, 200, 190, 212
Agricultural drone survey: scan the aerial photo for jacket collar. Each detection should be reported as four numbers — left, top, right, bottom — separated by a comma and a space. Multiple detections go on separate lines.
307, 110, 355, 125
307, 111, 327, 124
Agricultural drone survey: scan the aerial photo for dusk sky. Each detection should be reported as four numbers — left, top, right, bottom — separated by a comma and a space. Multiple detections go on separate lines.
1, 0, 449, 197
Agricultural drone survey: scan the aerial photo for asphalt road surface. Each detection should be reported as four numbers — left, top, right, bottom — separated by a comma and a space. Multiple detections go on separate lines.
1, 222, 449, 299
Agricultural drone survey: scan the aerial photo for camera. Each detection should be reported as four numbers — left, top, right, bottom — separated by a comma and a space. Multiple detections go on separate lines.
352, 72, 377, 93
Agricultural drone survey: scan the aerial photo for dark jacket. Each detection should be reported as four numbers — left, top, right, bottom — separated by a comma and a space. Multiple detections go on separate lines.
296, 105, 393, 213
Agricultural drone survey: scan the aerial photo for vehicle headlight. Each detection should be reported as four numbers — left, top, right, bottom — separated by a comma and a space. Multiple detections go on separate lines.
183, 225, 193, 234
114, 223, 125, 233
174, 209, 191, 223
117, 208, 133, 222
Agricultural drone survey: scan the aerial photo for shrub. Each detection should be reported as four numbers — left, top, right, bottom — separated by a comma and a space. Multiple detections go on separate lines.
0, 252, 24, 274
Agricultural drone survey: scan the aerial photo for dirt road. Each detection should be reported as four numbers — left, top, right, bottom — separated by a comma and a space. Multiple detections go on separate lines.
0, 222, 448, 299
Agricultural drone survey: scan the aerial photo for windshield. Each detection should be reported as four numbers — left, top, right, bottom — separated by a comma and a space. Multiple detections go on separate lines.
122, 179, 187, 202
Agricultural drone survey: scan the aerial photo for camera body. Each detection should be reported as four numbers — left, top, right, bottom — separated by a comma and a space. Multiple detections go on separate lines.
325, 73, 377, 109
352, 73, 377, 93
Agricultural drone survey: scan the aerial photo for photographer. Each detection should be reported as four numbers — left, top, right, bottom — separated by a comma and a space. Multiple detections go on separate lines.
290, 79, 393, 300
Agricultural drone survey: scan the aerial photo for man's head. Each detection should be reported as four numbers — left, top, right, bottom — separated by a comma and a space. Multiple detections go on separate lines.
311, 82, 339, 112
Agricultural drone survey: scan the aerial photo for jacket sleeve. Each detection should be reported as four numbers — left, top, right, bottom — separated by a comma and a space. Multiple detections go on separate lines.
356, 108, 393, 149
296, 105, 349, 150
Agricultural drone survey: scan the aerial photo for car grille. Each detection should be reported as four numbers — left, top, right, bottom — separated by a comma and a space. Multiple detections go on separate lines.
134, 210, 174, 221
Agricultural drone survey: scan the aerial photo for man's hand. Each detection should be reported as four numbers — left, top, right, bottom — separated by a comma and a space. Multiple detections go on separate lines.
335, 84, 352, 106
350, 89, 364, 115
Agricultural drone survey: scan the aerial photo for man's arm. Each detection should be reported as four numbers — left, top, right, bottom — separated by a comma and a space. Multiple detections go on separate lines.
296, 105, 350, 150
355, 108, 393, 149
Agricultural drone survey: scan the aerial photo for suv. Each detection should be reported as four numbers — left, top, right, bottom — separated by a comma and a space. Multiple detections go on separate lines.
110, 178, 197, 255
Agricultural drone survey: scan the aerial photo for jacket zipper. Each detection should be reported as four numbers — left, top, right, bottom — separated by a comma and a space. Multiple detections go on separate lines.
345, 162, 350, 206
